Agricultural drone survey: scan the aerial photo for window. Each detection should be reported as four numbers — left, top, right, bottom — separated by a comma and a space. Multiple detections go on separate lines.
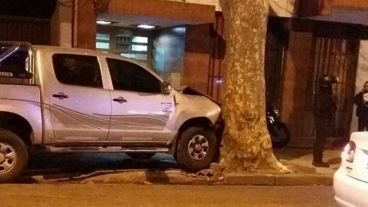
52, 54, 102, 88
96, 33, 110, 50
0, 46, 31, 84
132, 36, 148, 44
96, 42, 109, 50
131, 45, 147, 52
131, 36, 148, 53
106, 58, 161, 93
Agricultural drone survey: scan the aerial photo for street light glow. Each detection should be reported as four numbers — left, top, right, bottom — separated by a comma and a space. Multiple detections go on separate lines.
137, 24, 156, 29
97, 20, 112, 25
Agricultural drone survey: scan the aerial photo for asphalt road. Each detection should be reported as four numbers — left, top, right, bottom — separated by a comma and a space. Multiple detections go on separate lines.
0, 184, 337, 207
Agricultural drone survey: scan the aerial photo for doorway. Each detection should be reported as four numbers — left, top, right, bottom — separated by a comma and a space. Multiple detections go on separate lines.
302, 35, 360, 139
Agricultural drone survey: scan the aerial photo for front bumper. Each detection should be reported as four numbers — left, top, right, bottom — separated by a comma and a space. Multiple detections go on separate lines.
334, 168, 368, 207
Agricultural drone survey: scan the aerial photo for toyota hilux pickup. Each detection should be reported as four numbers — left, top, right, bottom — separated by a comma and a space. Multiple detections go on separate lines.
0, 42, 223, 182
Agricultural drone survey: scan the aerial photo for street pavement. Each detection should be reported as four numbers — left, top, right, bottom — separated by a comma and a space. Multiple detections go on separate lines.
20, 148, 341, 185
0, 184, 337, 207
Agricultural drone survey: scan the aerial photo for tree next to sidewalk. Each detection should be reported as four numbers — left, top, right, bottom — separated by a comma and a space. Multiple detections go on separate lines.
216, 0, 288, 173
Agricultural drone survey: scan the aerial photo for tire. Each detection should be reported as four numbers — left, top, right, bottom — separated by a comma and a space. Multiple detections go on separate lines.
127, 153, 155, 159
176, 127, 218, 172
0, 128, 28, 183
270, 123, 290, 148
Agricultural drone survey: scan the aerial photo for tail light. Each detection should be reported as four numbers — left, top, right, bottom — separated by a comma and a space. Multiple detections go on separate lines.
342, 141, 356, 163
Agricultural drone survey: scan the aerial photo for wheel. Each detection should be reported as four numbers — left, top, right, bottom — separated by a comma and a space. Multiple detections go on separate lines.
0, 128, 28, 183
127, 153, 155, 159
270, 123, 290, 148
176, 127, 218, 172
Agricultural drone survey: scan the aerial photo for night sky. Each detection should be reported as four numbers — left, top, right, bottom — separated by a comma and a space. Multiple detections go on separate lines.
0, 0, 57, 18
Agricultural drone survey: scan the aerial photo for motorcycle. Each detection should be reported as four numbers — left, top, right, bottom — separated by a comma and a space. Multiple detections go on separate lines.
266, 106, 290, 148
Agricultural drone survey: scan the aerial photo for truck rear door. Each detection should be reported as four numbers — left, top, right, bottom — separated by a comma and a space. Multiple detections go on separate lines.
42, 53, 111, 143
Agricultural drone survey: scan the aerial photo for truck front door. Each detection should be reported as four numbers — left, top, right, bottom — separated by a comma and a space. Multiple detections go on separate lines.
105, 58, 175, 144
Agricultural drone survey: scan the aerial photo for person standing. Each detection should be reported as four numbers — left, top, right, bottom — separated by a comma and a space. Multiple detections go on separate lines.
353, 81, 368, 131
313, 75, 338, 167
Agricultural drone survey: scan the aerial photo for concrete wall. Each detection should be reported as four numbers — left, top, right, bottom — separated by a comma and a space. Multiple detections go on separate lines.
332, 0, 368, 8
107, 0, 215, 24
50, 0, 96, 49
280, 31, 314, 145
50, 0, 72, 47
75, 0, 96, 49
351, 41, 368, 132
168, 0, 221, 11
181, 24, 212, 94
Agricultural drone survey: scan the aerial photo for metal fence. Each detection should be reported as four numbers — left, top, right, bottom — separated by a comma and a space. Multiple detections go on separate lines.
302, 36, 360, 139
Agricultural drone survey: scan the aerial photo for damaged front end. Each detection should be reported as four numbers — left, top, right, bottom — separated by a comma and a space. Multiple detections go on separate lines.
180, 86, 225, 142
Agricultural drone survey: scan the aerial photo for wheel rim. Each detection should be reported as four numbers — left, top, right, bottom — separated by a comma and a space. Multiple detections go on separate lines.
0, 142, 17, 174
187, 134, 209, 161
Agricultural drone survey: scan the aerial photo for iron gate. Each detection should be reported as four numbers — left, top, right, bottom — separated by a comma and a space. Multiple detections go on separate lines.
302, 37, 360, 139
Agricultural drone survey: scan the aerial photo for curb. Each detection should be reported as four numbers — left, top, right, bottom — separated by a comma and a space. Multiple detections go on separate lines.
274, 174, 332, 186
221, 173, 332, 186
31, 170, 333, 186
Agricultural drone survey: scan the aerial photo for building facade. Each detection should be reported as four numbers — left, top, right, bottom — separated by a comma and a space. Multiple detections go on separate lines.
274, 0, 368, 146
1, 0, 368, 147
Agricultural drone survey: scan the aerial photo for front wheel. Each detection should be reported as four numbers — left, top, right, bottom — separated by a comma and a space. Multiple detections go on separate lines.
176, 127, 218, 172
0, 128, 28, 183
270, 123, 290, 148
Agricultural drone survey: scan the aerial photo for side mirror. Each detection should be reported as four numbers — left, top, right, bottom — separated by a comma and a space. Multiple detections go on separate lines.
162, 81, 172, 94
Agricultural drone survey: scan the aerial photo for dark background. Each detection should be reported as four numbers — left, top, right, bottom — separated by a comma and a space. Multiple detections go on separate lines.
0, 0, 57, 18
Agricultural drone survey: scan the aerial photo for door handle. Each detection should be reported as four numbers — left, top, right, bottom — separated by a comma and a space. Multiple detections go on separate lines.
52, 93, 69, 100
113, 97, 127, 104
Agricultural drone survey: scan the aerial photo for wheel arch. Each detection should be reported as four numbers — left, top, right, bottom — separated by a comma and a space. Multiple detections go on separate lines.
0, 112, 33, 146
178, 117, 214, 134
170, 117, 215, 155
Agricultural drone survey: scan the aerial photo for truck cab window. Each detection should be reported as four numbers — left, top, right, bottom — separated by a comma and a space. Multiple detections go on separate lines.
0, 46, 30, 84
52, 54, 102, 88
106, 58, 161, 93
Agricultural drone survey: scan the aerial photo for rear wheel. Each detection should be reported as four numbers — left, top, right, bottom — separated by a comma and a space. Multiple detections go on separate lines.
0, 128, 28, 183
176, 127, 217, 172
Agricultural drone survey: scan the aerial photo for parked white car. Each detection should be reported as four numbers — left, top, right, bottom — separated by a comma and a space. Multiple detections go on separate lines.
334, 132, 368, 207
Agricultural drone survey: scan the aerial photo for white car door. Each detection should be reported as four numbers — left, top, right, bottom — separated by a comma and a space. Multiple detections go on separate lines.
45, 53, 111, 142
106, 58, 175, 143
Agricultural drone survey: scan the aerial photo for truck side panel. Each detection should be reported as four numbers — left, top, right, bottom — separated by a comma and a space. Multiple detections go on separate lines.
0, 84, 42, 144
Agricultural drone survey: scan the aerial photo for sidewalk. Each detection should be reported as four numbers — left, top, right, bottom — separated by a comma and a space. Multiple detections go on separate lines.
28, 147, 342, 186
271, 147, 342, 185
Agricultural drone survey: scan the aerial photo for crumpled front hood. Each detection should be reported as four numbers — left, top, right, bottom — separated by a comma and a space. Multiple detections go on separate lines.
174, 87, 221, 124
179, 86, 220, 105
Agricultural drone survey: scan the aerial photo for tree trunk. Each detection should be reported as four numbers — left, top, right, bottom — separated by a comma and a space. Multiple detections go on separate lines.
218, 0, 287, 173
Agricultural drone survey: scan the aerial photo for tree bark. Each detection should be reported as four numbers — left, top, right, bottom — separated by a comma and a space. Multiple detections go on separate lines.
218, 0, 287, 173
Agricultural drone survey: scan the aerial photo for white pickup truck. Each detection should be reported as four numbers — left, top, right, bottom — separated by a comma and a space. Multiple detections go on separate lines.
0, 42, 224, 182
